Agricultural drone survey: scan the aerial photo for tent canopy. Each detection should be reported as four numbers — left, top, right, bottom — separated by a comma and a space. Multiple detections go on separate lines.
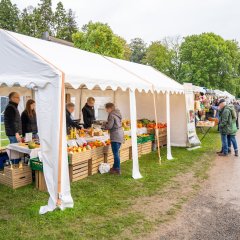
0, 29, 184, 94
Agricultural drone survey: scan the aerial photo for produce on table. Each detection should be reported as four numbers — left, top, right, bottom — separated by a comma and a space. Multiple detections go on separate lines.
147, 122, 167, 129
28, 141, 37, 149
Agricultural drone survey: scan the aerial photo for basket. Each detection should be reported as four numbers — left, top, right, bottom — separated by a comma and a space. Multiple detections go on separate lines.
30, 158, 43, 172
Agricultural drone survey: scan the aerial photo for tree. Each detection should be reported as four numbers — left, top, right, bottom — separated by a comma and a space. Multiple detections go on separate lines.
162, 36, 183, 81
129, 38, 146, 63
179, 33, 240, 95
35, 0, 54, 37
0, 0, 19, 31
64, 9, 78, 42
19, 6, 38, 37
72, 21, 128, 59
142, 41, 173, 76
53, 2, 67, 39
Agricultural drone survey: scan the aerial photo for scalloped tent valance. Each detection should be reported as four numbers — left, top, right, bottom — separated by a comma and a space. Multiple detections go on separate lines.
0, 29, 184, 94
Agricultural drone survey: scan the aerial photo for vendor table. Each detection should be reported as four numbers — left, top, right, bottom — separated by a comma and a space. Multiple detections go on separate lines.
7, 143, 41, 160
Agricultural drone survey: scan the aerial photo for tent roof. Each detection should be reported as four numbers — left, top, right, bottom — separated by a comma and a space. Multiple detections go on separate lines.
105, 57, 184, 94
0, 29, 183, 93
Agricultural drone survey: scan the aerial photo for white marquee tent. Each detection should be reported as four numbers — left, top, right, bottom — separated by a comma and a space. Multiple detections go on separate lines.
0, 29, 187, 214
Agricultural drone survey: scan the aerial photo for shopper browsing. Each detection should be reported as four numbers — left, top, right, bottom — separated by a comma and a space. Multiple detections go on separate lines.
4, 92, 22, 143
217, 99, 235, 156
104, 103, 124, 175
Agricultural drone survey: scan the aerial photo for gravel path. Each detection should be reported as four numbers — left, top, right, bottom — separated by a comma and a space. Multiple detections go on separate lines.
146, 132, 240, 240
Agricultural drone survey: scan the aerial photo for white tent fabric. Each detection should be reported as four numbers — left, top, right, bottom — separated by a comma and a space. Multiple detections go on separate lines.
0, 29, 187, 213
3, 30, 152, 92
105, 56, 184, 94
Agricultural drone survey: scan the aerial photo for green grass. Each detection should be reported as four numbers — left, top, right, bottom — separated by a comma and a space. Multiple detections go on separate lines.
0, 123, 9, 147
0, 129, 221, 240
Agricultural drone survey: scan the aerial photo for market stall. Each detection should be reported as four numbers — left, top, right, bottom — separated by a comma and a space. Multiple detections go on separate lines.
0, 29, 188, 214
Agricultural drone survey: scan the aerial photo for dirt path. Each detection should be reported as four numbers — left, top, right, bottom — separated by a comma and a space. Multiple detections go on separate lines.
143, 132, 240, 240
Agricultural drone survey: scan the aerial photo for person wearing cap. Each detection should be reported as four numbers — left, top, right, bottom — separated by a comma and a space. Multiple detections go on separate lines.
217, 99, 236, 156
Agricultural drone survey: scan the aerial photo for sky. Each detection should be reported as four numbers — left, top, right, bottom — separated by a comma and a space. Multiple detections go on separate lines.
12, 0, 240, 43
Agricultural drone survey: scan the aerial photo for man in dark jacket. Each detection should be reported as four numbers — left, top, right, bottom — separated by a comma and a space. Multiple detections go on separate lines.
218, 99, 233, 156
4, 92, 22, 143
82, 97, 96, 129
66, 103, 81, 134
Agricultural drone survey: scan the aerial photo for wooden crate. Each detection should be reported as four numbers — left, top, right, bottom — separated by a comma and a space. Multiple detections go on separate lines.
121, 139, 132, 149
68, 150, 92, 165
158, 135, 167, 146
89, 157, 105, 175
92, 147, 104, 160
35, 170, 47, 192
120, 148, 130, 162
0, 164, 32, 189
104, 152, 114, 167
69, 160, 89, 182
141, 142, 152, 155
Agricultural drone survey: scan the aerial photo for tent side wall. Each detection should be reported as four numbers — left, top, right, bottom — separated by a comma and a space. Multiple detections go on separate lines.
170, 94, 188, 147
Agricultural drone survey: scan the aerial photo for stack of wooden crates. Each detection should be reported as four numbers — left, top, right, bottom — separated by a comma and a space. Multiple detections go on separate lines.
0, 164, 32, 189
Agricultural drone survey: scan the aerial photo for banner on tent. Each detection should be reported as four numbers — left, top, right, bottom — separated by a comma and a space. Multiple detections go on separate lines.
184, 84, 201, 147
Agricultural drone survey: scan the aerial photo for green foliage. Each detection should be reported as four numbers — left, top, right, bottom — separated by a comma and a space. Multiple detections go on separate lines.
129, 38, 147, 63
0, 0, 19, 31
72, 21, 129, 59
143, 41, 173, 76
179, 33, 240, 96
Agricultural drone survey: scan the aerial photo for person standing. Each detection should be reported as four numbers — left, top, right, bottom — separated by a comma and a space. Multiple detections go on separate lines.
4, 92, 22, 143
233, 101, 240, 129
227, 104, 238, 156
217, 99, 233, 156
104, 103, 124, 175
66, 102, 81, 134
82, 97, 96, 129
21, 99, 38, 139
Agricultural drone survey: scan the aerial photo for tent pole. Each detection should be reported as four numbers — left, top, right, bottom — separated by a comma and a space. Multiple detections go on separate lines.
166, 92, 173, 160
129, 89, 142, 179
152, 90, 161, 164
57, 73, 65, 206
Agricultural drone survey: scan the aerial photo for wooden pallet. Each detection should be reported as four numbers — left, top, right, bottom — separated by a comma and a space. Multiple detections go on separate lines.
89, 157, 104, 175
68, 150, 92, 165
35, 170, 47, 192
69, 160, 89, 182
141, 142, 152, 155
0, 164, 32, 189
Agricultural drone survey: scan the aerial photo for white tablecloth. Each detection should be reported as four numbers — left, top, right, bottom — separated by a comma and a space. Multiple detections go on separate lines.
7, 143, 41, 159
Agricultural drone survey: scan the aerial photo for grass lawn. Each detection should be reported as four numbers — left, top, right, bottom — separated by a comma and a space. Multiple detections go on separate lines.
0, 123, 9, 148
0, 129, 221, 240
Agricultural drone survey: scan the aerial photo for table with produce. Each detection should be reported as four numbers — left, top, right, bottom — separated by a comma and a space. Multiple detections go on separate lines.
0, 119, 167, 190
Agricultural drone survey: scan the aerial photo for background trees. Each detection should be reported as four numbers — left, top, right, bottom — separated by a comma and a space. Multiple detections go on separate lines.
0, 0, 19, 31
0, 0, 240, 96
72, 21, 130, 60
179, 33, 240, 95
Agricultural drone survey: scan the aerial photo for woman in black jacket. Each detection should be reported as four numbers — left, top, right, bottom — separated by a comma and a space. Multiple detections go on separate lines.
21, 99, 38, 139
